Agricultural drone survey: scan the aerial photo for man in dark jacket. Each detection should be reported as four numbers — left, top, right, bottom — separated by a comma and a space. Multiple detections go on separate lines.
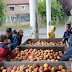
6, 28, 18, 50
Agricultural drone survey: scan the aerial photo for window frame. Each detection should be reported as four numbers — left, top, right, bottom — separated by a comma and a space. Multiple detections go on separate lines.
19, 5, 26, 11
8, 5, 15, 12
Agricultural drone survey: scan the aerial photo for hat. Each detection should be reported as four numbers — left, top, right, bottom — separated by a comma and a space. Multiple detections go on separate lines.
12, 30, 17, 34
6, 28, 12, 32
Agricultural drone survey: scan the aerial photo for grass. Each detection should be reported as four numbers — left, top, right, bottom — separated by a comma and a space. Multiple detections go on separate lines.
0, 22, 30, 30
0, 22, 65, 31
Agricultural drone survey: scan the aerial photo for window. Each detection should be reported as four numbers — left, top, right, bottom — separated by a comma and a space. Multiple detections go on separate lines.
11, 16, 16, 22
20, 5, 26, 11
8, 6, 14, 11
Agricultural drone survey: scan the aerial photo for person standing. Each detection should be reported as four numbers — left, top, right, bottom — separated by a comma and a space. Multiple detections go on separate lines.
17, 29, 23, 46
47, 25, 56, 38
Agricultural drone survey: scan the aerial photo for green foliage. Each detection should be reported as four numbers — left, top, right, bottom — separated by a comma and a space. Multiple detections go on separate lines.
0, 0, 6, 25
38, 0, 46, 17
38, 0, 66, 17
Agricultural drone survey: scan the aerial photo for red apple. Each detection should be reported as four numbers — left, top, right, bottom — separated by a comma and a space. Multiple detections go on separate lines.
33, 63, 38, 67
34, 68, 39, 72
61, 69, 66, 72
44, 67, 48, 71
48, 66, 51, 71
13, 66, 17, 71
40, 66, 44, 70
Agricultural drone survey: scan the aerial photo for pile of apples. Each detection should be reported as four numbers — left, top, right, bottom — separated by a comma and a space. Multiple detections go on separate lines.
0, 63, 71, 72
26, 40, 64, 46
10, 49, 66, 62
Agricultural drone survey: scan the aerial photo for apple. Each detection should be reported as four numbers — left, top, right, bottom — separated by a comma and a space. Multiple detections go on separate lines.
59, 53, 63, 56
15, 48, 19, 52
20, 66, 25, 71
29, 56, 34, 59
34, 68, 39, 72
33, 63, 38, 67
44, 63, 49, 68
47, 59, 51, 62
49, 56, 53, 59
51, 67, 56, 72
40, 66, 44, 70
61, 69, 66, 72
51, 59, 55, 62
2, 69, 7, 72
57, 56, 61, 60
0, 63, 70, 72
13, 66, 17, 71
44, 67, 48, 71
10, 48, 65, 61
48, 66, 51, 71
11, 70, 15, 72
16, 71, 21, 72
0, 66, 4, 70
29, 66, 34, 70
59, 65, 64, 70
26, 69, 32, 72
64, 51, 66, 54
39, 70, 44, 72
7, 68, 12, 72
56, 52, 59, 55
67, 70, 71, 72
59, 51, 62, 54
28, 64, 32, 67
51, 49, 53, 52
17, 67, 20, 71
55, 60, 58, 61
23, 56, 27, 60
26, 40, 64, 46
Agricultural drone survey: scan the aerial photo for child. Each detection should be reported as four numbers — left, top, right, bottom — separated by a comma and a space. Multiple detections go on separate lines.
12, 29, 17, 37
6, 28, 18, 50
47, 25, 56, 38
62, 24, 71, 44
0, 34, 17, 62
17, 29, 23, 46
60, 34, 72, 61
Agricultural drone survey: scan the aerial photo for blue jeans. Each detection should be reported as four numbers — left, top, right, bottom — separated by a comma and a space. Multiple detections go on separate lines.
60, 47, 72, 61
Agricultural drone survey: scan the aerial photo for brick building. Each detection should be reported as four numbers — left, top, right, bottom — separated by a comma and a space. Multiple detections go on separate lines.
6, 0, 29, 23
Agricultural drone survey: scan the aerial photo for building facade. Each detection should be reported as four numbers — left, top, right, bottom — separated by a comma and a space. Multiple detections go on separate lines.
6, 0, 30, 23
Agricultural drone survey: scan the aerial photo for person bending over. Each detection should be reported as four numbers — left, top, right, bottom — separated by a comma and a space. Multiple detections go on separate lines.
0, 34, 18, 62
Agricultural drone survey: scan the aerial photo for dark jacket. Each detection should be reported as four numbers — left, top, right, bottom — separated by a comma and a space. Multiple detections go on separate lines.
8, 34, 18, 50
0, 43, 17, 62
16, 34, 23, 46
63, 30, 70, 43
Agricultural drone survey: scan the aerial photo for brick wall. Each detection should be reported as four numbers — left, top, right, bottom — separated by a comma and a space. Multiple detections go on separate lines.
6, 4, 29, 16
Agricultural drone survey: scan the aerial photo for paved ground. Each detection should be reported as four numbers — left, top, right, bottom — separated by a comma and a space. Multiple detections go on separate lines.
0, 27, 65, 43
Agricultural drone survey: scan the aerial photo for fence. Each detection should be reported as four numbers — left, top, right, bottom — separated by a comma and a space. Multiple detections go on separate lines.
38, 16, 69, 28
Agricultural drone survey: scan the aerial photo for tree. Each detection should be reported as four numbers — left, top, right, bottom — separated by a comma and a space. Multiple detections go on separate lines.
57, 0, 72, 16
0, 0, 6, 25
38, 0, 65, 18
